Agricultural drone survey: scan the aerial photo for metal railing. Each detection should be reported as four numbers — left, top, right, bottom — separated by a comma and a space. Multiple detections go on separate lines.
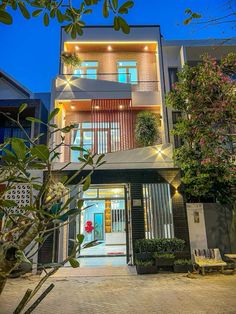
57, 73, 159, 92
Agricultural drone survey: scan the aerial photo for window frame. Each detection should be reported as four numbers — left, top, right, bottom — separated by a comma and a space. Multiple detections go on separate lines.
117, 60, 138, 85
74, 61, 99, 79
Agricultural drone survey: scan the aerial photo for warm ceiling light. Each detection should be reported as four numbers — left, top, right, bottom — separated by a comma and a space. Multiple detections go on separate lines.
75, 45, 80, 51
144, 46, 149, 51
95, 105, 100, 109
70, 105, 75, 109
119, 105, 123, 109
108, 45, 112, 51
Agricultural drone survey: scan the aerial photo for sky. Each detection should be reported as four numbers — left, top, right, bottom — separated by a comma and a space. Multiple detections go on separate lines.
0, 0, 235, 92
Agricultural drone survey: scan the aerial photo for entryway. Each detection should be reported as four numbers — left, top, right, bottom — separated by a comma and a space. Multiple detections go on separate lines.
73, 185, 129, 267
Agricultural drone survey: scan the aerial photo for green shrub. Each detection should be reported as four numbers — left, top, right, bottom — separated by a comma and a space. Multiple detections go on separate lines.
174, 259, 193, 265
135, 260, 153, 266
134, 238, 185, 254
135, 111, 160, 147
61, 52, 82, 67
153, 253, 175, 259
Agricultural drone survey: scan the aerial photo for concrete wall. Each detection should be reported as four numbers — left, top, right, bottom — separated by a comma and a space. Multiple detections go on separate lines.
187, 203, 236, 255
0, 78, 29, 99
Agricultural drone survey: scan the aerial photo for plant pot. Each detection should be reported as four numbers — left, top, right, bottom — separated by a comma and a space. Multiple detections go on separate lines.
174, 264, 193, 273
135, 252, 153, 262
136, 265, 158, 275
155, 257, 175, 267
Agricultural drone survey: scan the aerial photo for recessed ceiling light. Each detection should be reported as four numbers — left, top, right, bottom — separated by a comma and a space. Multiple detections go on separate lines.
108, 45, 112, 51
144, 46, 149, 51
75, 46, 80, 51
71, 105, 75, 109
119, 105, 123, 109
95, 105, 100, 109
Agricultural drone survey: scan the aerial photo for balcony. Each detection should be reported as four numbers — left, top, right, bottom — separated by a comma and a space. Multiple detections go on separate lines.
54, 73, 160, 105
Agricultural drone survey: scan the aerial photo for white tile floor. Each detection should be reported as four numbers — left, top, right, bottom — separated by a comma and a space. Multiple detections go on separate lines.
80, 242, 126, 257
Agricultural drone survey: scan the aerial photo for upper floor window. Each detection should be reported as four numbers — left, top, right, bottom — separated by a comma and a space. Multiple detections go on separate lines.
117, 61, 138, 84
74, 61, 98, 79
168, 67, 178, 90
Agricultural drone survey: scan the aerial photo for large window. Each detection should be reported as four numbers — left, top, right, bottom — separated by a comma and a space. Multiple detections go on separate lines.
74, 61, 98, 79
117, 61, 138, 84
143, 183, 174, 239
168, 67, 178, 90
71, 122, 120, 161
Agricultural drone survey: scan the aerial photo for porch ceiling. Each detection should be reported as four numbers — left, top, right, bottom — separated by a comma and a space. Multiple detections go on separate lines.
64, 41, 158, 53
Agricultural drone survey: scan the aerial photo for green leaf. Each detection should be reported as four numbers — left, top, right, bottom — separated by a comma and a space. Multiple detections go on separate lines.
103, 0, 109, 18
11, 138, 26, 160
1, 199, 17, 208
96, 154, 105, 165
112, 0, 118, 10
26, 117, 43, 124
31, 144, 50, 161
71, 146, 87, 152
43, 13, 49, 26
32, 9, 42, 17
48, 108, 60, 122
77, 234, 84, 245
19, 103, 28, 113
68, 258, 80, 268
18, 2, 30, 19
118, 16, 130, 34
114, 16, 120, 31
118, 1, 134, 14
83, 175, 91, 191
0, 10, 13, 25
56, 9, 64, 23
35, 237, 44, 243
77, 199, 84, 209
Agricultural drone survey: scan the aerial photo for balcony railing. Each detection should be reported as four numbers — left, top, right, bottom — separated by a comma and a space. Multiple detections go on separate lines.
58, 73, 159, 92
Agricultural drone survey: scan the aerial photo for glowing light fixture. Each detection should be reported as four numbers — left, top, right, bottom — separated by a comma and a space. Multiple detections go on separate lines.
119, 105, 123, 109
95, 105, 100, 109
157, 149, 162, 154
144, 46, 149, 51
75, 45, 80, 51
70, 105, 75, 109
108, 45, 112, 51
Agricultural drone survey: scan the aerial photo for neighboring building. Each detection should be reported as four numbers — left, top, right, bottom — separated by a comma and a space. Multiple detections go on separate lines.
0, 69, 49, 145
44, 26, 236, 265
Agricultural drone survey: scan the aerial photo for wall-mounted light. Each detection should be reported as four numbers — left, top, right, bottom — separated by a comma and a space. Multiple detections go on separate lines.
144, 46, 149, 51
119, 105, 123, 109
108, 45, 112, 51
157, 149, 162, 155
75, 45, 80, 51
70, 105, 75, 109
94, 105, 100, 109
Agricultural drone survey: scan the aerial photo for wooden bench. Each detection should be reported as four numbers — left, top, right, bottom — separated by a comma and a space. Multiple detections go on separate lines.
192, 248, 227, 275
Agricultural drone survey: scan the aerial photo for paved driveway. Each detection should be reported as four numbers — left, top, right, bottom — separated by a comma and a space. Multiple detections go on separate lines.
1, 272, 236, 314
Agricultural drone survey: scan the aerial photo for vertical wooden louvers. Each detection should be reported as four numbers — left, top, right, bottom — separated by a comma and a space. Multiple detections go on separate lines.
91, 99, 134, 153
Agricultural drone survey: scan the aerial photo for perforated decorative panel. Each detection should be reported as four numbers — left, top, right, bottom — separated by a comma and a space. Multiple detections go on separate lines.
5, 184, 31, 214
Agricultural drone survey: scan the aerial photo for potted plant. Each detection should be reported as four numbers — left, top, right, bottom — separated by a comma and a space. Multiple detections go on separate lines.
136, 260, 157, 275
174, 259, 193, 273
61, 51, 82, 74
153, 253, 175, 267
135, 111, 160, 147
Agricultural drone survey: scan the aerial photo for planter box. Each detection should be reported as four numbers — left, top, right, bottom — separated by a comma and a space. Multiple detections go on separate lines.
136, 265, 158, 275
174, 264, 193, 273
155, 258, 175, 267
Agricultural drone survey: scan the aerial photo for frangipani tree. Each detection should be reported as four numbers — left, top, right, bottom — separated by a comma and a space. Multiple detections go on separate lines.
166, 53, 236, 204
0, 105, 104, 312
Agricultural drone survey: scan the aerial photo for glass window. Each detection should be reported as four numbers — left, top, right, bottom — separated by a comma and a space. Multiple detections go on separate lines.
117, 61, 138, 84
99, 188, 125, 199
168, 67, 178, 90
74, 61, 98, 79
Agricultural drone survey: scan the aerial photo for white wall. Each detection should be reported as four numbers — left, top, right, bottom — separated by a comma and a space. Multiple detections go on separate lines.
186, 203, 208, 252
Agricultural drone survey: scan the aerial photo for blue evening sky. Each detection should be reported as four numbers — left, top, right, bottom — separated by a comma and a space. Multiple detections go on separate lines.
0, 0, 235, 92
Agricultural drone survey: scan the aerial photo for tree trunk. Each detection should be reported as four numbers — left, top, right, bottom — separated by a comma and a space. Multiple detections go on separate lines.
0, 224, 40, 295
